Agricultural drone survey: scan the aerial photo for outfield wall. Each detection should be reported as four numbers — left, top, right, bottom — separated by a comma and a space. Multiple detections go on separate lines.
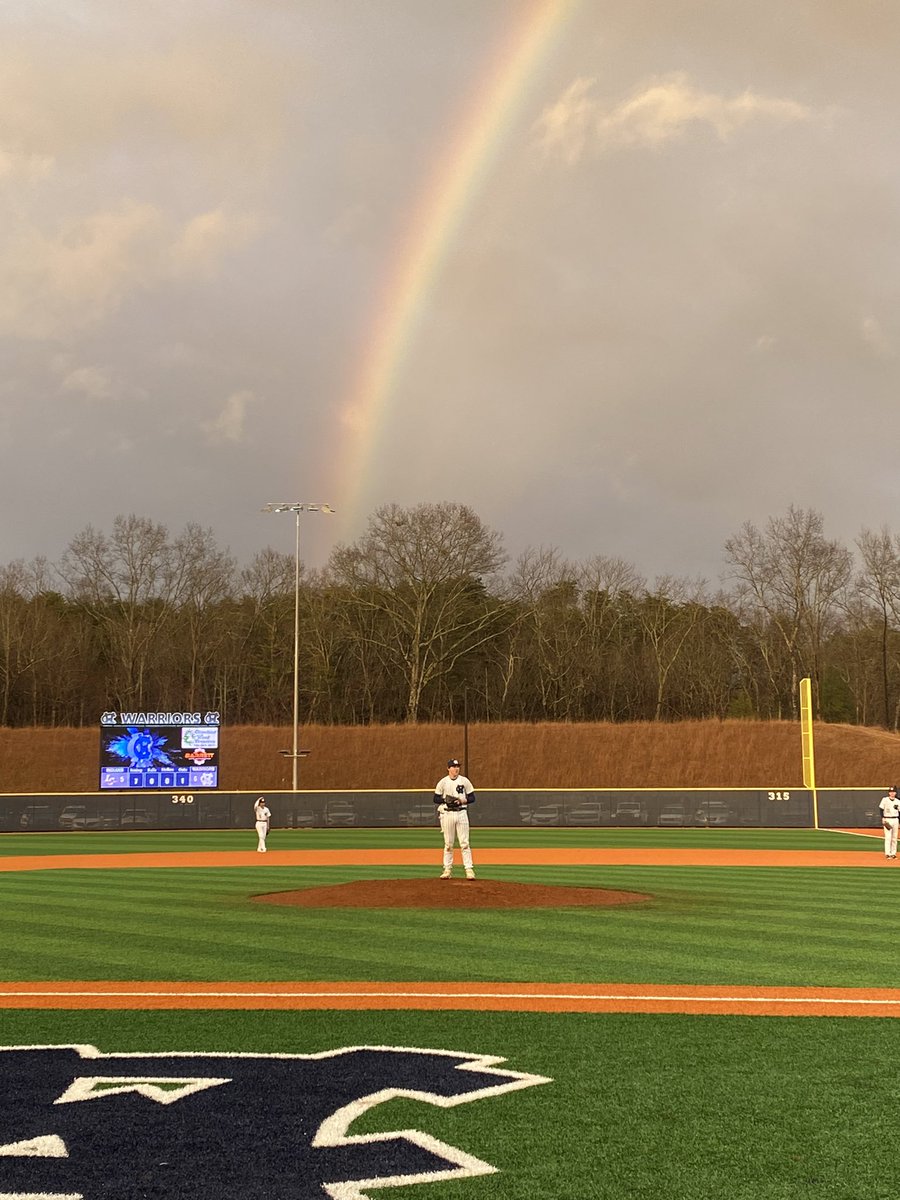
0, 787, 886, 832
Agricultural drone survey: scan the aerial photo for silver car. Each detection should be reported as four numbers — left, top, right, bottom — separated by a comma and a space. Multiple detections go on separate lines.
529, 804, 563, 826
695, 802, 731, 826
324, 801, 356, 826
658, 803, 686, 827
564, 803, 608, 826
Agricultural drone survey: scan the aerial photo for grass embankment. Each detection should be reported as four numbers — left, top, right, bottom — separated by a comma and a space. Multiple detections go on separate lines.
2, 719, 900, 792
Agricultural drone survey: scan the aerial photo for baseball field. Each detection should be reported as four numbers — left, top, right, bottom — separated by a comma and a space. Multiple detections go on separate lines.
2, 823, 899, 1199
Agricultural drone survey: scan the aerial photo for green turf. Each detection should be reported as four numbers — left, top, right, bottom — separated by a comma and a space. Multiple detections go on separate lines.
2, 862, 898, 987
2, 829, 897, 1200
0, 825, 883, 854
1, 1008, 896, 1200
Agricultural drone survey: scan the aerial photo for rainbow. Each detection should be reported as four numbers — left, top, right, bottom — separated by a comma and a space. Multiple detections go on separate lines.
332, 0, 577, 530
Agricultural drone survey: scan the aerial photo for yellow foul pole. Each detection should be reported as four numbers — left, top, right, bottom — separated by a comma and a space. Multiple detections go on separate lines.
800, 677, 819, 829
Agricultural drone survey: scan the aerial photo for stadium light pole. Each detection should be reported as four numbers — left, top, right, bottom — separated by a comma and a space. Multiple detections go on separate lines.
262, 502, 335, 791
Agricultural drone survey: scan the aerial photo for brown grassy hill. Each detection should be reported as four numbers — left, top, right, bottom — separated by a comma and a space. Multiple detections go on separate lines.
2, 720, 899, 793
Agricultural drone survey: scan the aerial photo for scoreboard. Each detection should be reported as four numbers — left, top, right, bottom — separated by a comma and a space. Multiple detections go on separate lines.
99, 710, 220, 790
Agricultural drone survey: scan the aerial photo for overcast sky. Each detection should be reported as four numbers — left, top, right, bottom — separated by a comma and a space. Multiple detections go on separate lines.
3, 0, 900, 585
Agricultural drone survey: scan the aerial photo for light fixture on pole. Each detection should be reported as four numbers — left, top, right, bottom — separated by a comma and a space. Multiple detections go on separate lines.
262, 502, 335, 791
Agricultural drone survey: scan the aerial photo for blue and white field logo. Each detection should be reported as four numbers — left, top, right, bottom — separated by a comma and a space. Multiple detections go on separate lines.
0, 1044, 550, 1199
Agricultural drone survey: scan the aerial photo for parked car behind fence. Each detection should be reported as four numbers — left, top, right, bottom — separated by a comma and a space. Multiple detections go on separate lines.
323, 801, 356, 827
695, 801, 731, 826
564, 802, 609, 826
398, 802, 439, 827
614, 801, 645, 826
658, 803, 686, 827
529, 804, 563, 826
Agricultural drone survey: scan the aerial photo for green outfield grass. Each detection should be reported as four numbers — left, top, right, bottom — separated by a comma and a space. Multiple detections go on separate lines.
0, 825, 883, 855
2, 827, 897, 1200
2, 859, 898, 987
2, 1008, 898, 1200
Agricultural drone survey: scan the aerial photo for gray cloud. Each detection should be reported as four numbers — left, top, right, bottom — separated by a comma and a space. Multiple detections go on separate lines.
2, 0, 900, 586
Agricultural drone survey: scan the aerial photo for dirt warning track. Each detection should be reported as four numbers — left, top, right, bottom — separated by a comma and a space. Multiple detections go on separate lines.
0, 845, 892, 872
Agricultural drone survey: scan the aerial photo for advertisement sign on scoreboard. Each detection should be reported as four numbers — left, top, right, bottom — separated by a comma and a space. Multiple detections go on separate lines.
98, 711, 220, 790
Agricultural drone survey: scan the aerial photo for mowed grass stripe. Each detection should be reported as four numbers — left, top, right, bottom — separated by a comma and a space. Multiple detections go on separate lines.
2, 868, 471, 982
0, 868, 888, 979
1, 864, 896, 987
11, 862, 891, 905
0, 826, 882, 857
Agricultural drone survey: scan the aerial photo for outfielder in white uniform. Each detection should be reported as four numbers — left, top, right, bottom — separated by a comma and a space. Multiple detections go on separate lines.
878, 786, 900, 860
434, 758, 476, 879
254, 797, 271, 853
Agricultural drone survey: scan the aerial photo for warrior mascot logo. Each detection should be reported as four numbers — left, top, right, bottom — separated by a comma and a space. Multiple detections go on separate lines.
0, 1043, 550, 1199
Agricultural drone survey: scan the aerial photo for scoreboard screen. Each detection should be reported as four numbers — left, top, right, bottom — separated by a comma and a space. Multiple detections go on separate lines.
99, 711, 220, 790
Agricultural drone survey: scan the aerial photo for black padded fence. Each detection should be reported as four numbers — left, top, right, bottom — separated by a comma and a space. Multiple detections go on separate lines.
0, 787, 888, 832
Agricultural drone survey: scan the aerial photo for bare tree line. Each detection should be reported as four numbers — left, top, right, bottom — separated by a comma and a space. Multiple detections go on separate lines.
1, 502, 898, 729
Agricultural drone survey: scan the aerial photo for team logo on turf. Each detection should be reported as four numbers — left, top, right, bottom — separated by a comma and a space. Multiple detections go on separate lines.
0, 1043, 550, 1199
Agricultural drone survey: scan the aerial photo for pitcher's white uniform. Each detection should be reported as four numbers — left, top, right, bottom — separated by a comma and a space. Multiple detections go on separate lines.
879, 787, 900, 859
254, 798, 271, 853
434, 759, 476, 879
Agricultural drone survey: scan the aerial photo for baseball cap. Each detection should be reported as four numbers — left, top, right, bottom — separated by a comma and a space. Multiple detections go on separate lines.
447, 759, 460, 767
891, 786, 897, 793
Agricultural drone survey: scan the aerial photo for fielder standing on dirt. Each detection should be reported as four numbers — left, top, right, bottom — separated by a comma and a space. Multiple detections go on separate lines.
879, 785, 900, 860
254, 796, 271, 853
434, 758, 476, 879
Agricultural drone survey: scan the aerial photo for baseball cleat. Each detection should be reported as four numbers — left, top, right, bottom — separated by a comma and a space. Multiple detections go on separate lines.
440, 869, 452, 879
465, 869, 476, 879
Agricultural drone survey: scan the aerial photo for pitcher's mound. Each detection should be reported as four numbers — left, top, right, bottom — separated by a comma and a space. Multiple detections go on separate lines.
253, 877, 651, 909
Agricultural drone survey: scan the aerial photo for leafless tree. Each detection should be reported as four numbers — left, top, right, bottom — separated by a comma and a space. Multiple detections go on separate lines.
169, 524, 237, 710
724, 507, 852, 717
504, 547, 583, 718
234, 547, 296, 722
7, 502, 900, 728
855, 527, 900, 728
57, 515, 192, 709
0, 558, 60, 724
328, 502, 510, 722
637, 576, 708, 720
578, 555, 645, 719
